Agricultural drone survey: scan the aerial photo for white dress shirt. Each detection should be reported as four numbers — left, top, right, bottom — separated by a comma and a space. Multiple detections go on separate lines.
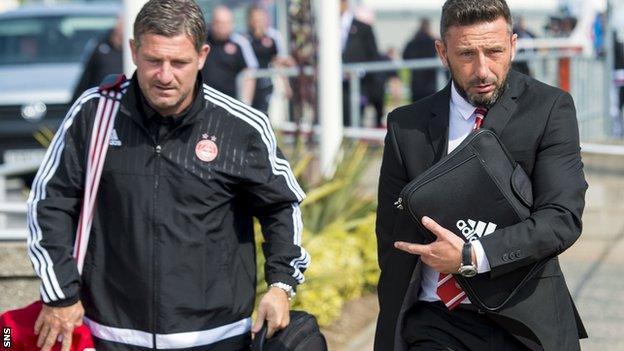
417, 82, 492, 304
340, 10, 354, 52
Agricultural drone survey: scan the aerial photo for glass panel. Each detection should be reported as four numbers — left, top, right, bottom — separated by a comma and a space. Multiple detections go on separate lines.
0, 15, 116, 65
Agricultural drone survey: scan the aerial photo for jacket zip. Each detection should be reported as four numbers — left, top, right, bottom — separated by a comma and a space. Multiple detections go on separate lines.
152, 143, 162, 349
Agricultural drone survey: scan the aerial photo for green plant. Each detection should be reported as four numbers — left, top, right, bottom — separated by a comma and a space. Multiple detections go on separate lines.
255, 142, 380, 326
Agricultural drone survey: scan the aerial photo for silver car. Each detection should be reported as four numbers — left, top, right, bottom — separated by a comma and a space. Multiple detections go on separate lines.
0, 3, 120, 165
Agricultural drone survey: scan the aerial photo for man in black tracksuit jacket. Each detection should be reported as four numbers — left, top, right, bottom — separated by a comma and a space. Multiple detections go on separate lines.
27, 1, 308, 350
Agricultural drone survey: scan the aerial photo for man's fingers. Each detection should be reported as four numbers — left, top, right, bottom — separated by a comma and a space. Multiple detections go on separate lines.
60, 329, 73, 351
394, 241, 428, 255
281, 313, 290, 329
36, 324, 49, 348
266, 317, 278, 339
421, 216, 451, 240
40, 326, 59, 351
34, 312, 43, 335
251, 307, 266, 334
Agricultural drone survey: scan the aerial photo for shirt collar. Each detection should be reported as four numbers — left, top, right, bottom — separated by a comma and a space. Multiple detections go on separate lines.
450, 81, 477, 121
341, 11, 354, 50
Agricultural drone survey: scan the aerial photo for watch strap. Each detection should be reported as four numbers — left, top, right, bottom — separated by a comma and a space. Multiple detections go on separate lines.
462, 241, 473, 266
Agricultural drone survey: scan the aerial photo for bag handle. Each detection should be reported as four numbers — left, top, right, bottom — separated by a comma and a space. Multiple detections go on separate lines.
251, 324, 268, 351
72, 86, 123, 275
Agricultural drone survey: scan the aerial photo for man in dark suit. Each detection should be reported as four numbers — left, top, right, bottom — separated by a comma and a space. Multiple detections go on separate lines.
341, 0, 379, 126
72, 16, 123, 101
375, 0, 588, 350
403, 18, 438, 102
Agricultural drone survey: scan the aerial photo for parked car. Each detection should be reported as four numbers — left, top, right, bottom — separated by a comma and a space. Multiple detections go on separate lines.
0, 3, 120, 167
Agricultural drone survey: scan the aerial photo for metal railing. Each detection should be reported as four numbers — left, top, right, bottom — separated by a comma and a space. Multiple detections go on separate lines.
0, 51, 619, 240
0, 159, 40, 240
237, 52, 617, 143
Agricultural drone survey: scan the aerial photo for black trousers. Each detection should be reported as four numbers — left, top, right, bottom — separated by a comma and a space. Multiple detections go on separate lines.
402, 301, 529, 351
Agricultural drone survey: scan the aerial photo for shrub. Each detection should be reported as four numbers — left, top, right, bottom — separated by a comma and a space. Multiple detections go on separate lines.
255, 142, 380, 326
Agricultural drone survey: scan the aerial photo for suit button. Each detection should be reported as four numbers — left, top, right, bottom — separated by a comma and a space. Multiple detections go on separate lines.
509, 252, 516, 260
502, 253, 509, 261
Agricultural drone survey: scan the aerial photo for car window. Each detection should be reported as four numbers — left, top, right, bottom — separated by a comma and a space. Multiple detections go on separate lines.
0, 15, 116, 65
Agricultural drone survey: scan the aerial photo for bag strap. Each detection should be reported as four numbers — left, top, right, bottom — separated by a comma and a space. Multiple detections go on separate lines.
72, 75, 126, 275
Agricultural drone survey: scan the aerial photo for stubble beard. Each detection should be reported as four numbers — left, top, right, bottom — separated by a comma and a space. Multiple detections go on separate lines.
449, 65, 509, 109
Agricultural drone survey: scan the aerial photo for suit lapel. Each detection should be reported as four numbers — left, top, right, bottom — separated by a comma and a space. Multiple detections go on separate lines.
482, 70, 525, 134
428, 83, 451, 162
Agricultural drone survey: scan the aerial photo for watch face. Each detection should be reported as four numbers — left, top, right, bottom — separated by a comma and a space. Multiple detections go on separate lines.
459, 265, 478, 277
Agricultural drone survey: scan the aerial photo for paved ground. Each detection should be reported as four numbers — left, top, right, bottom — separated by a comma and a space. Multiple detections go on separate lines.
345, 160, 624, 351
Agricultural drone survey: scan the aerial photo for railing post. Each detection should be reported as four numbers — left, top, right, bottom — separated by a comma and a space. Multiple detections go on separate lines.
314, 0, 343, 177
349, 70, 362, 127
122, 0, 148, 76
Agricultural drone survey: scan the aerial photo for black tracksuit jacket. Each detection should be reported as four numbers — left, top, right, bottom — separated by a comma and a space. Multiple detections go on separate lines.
27, 74, 308, 350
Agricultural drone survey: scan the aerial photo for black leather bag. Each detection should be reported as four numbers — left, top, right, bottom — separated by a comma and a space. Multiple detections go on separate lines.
398, 128, 548, 311
251, 311, 328, 351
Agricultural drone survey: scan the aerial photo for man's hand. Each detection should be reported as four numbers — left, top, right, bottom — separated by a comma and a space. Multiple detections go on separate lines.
252, 286, 290, 339
394, 216, 466, 274
34, 300, 84, 351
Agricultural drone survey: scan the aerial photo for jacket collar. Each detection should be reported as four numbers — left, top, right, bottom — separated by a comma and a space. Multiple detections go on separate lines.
427, 69, 526, 161
428, 82, 451, 162
118, 72, 207, 132
481, 69, 525, 134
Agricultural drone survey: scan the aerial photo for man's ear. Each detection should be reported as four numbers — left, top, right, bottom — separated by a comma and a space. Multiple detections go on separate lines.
510, 33, 518, 61
435, 39, 449, 68
129, 39, 138, 65
198, 44, 210, 70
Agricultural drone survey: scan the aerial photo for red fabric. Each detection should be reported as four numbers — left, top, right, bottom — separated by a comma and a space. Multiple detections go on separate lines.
0, 301, 95, 350
472, 107, 487, 130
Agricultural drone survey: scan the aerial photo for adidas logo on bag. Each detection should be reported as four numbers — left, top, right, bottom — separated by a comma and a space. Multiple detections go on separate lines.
456, 219, 497, 242
109, 129, 122, 146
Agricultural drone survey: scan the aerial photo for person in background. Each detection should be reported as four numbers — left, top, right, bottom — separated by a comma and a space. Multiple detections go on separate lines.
203, 5, 258, 104
246, 5, 293, 114
403, 18, 438, 102
367, 47, 400, 128
341, 0, 379, 127
72, 15, 124, 101
512, 16, 535, 77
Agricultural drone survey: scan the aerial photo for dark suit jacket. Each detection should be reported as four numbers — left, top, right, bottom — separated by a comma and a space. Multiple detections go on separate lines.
402, 31, 438, 101
342, 18, 379, 99
374, 70, 588, 351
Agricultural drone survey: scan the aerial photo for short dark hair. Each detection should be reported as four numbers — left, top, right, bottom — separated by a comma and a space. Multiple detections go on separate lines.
134, 0, 206, 52
440, 0, 512, 41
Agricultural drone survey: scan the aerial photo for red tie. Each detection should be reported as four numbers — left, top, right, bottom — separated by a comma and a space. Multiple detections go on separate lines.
436, 107, 488, 310
473, 107, 487, 130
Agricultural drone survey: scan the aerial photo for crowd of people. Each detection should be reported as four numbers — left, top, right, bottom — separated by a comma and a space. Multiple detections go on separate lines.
72, 1, 438, 130
72, 2, 624, 132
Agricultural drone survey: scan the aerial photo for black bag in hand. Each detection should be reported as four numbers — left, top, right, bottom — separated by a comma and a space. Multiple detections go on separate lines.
398, 128, 548, 311
251, 311, 327, 351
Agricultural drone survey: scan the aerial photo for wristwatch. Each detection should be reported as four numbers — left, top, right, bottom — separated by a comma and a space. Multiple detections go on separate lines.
458, 242, 478, 277
269, 282, 295, 300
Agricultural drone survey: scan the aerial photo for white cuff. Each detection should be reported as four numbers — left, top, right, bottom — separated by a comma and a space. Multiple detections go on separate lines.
472, 240, 491, 273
